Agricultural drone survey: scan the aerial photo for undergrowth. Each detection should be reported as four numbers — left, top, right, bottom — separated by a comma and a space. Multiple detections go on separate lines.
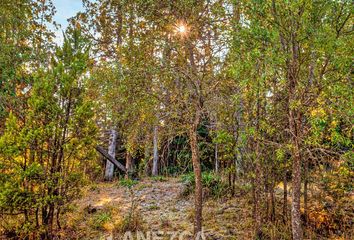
150, 175, 167, 182
180, 172, 228, 198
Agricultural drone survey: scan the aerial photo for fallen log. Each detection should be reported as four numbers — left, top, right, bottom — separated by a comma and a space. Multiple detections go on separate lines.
95, 146, 126, 172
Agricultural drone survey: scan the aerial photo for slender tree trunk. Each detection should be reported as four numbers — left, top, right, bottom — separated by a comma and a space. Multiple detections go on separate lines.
189, 109, 202, 237
56, 207, 61, 229
289, 62, 303, 239
253, 59, 262, 238
290, 131, 302, 240
152, 125, 159, 176
47, 205, 54, 238
265, 172, 269, 220
304, 157, 309, 224
36, 207, 39, 228
283, 169, 288, 223
215, 143, 218, 173
287, 20, 303, 239
304, 51, 314, 225
105, 129, 117, 181
271, 2, 303, 236
125, 151, 133, 178
254, 152, 262, 237
270, 180, 275, 222
144, 142, 151, 176
184, 25, 203, 237
289, 88, 303, 240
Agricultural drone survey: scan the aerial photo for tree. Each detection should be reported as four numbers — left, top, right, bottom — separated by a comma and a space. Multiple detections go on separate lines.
105, 129, 117, 180
228, 0, 352, 238
77, 0, 231, 235
0, 28, 97, 238
1, 0, 352, 239
0, 0, 55, 130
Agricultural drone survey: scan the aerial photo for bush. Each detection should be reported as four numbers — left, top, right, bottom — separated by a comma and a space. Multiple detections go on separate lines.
91, 212, 112, 230
180, 172, 227, 198
115, 211, 145, 233
118, 178, 138, 189
150, 175, 167, 182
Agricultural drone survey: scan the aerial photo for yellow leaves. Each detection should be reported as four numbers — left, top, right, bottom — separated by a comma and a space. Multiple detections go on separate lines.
289, 99, 301, 110
102, 222, 115, 232
317, 95, 326, 106
307, 204, 334, 231
310, 107, 326, 118
14, 156, 25, 165
338, 166, 350, 176
330, 120, 338, 128
15, 84, 25, 97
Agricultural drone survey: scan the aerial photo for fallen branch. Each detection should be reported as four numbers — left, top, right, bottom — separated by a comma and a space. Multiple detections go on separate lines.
95, 146, 126, 172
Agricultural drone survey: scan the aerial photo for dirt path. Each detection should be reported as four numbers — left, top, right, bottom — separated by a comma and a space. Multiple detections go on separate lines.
91, 178, 192, 232
64, 178, 253, 239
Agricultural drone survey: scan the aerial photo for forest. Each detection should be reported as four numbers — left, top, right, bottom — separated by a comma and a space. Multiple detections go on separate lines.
0, 0, 353, 239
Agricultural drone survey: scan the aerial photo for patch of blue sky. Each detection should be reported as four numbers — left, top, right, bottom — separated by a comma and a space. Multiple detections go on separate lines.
50, 0, 84, 45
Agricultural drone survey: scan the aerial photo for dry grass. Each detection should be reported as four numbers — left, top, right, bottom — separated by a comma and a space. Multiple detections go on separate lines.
53, 177, 353, 239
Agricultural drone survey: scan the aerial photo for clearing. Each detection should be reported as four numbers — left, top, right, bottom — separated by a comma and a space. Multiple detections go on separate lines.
62, 178, 253, 239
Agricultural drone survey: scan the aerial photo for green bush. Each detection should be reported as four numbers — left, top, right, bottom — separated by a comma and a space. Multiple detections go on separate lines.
150, 175, 167, 182
91, 211, 112, 230
118, 178, 138, 189
180, 172, 227, 198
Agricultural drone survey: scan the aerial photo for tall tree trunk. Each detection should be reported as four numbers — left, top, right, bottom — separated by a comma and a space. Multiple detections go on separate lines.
304, 157, 309, 224
270, 180, 276, 222
289, 63, 303, 240
283, 13, 302, 238
184, 26, 203, 237
189, 109, 202, 237
304, 50, 314, 225
289, 43, 303, 240
152, 125, 159, 176
283, 169, 288, 223
271, 2, 303, 236
105, 129, 117, 181
125, 151, 133, 179
265, 171, 269, 220
144, 141, 151, 176
253, 147, 262, 237
253, 58, 262, 238
290, 123, 302, 240
214, 143, 218, 173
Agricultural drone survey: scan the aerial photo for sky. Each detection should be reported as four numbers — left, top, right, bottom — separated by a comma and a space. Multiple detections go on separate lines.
52, 0, 84, 44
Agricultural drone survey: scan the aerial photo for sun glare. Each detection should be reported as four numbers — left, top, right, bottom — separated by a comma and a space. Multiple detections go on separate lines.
177, 24, 186, 33
174, 22, 189, 37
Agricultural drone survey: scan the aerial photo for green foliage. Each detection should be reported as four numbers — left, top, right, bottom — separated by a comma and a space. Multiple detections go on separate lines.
119, 178, 138, 189
0, 0, 352, 238
0, 28, 97, 237
181, 172, 227, 198
91, 212, 112, 230
164, 136, 192, 175
150, 175, 167, 182
0, 0, 55, 125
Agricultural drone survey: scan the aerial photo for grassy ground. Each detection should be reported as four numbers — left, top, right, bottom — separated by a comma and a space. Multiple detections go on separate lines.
60, 177, 255, 239
58, 177, 353, 240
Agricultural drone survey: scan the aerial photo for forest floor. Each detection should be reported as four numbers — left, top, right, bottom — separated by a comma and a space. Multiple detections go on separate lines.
62, 177, 254, 240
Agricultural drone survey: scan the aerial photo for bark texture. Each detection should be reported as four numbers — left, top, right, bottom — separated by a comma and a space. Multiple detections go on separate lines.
152, 125, 159, 176
214, 143, 218, 173
96, 146, 126, 172
189, 110, 202, 237
105, 129, 117, 181
125, 151, 133, 178
283, 170, 288, 223
288, 34, 303, 240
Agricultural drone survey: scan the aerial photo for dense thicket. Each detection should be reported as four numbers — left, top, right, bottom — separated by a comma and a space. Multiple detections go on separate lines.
0, 0, 352, 239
